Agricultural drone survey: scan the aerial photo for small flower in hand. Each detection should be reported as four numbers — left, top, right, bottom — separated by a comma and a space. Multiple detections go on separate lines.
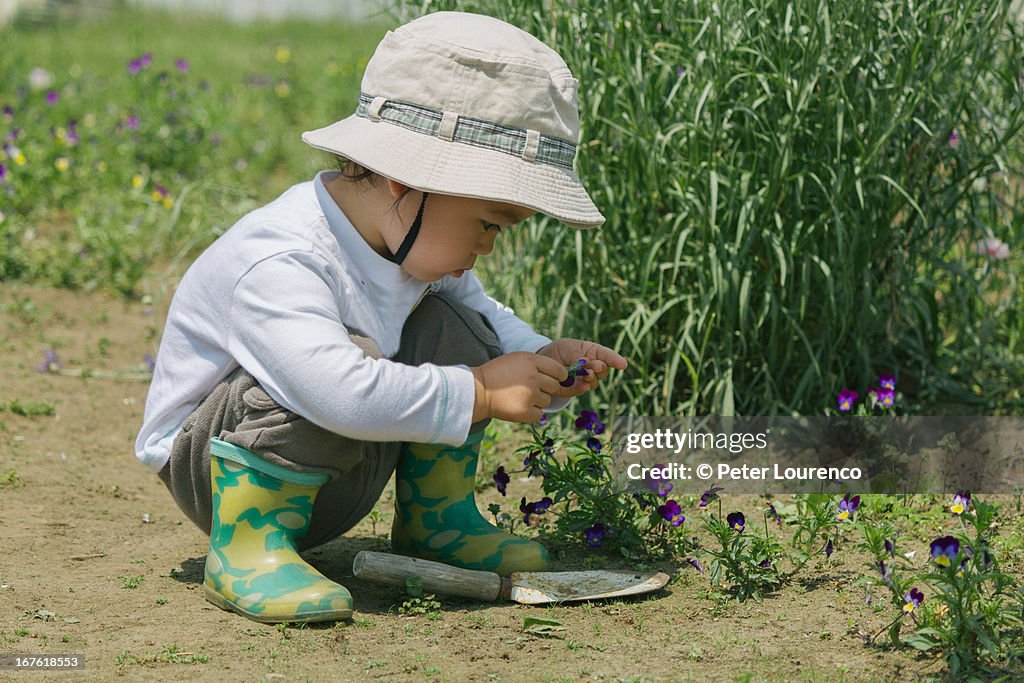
560, 359, 588, 387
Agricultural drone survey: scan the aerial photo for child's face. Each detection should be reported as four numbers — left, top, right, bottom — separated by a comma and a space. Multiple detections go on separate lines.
390, 190, 536, 282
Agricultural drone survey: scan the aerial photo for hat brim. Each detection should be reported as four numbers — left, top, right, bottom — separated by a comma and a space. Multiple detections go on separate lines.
302, 115, 604, 228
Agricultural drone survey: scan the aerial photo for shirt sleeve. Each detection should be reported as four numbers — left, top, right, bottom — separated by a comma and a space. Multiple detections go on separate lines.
436, 271, 553, 354
436, 271, 571, 414
226, 251, 475, 445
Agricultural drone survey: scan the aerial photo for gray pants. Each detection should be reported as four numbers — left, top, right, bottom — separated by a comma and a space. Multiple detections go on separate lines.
158, 294, 501, 550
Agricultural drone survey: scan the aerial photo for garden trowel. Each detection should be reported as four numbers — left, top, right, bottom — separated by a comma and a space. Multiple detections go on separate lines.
352, 550, 670, 605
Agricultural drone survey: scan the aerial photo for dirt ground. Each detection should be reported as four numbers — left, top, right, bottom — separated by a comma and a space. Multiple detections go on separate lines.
1, 283, 1015, 682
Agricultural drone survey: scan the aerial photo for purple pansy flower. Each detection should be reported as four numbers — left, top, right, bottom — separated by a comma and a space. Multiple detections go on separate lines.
726, 511, 745, 533
492, 466, 510, 496
699, 484, 723, 508
768, 502, 782, 525
520, 496, 552, 525
536, 414, 548, 427
657, 499, 685, 526
35, 348, 63, 373
879, 560, 892, 585
175, 58, 189, 73
836, 389, 858, 412
127, 59, 142, 75
949, 130, 960, 148
930, 536, 961, 568
950, 490, 971, 515
584, 522, 606, 547
687, 557, 705, 574
875, 387, 895, 408
645, 464, 673, 497
825, 539, 834, 558
884, 539, 895, 557
126, 115, 139, 130
879, 374, 895, 390
45, 90, 59, 106
586, 436, 602, 453
837, 493, 860, 521
902, 587, 924, 613
575, 409, 604, 433
560, 359, 587, 387
139, 53, 153, 68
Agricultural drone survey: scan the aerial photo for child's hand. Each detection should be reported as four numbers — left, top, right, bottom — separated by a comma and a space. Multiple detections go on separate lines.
470, 352, 568, 424
536, 339, 628, 397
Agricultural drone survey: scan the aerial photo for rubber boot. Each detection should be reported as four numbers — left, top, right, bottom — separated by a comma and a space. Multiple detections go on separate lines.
203, 438, 353, 623
391, 430, 549, 575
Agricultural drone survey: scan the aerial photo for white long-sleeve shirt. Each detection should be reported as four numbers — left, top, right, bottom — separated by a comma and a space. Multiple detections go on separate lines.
135, 170, 561, 473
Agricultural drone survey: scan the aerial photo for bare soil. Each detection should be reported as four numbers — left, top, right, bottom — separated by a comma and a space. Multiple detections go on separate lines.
0, 283, 1007, 682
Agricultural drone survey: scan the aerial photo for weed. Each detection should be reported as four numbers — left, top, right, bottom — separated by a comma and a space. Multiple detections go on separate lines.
6, 399, 56, 417
118, 575, 144, 589
0, 469, 22, 488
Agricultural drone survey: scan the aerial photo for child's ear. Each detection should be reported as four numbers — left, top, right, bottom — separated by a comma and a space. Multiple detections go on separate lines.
386, 178, 412, 199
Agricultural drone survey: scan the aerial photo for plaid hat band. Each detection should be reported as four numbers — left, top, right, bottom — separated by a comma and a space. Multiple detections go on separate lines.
356, 93, 577, 172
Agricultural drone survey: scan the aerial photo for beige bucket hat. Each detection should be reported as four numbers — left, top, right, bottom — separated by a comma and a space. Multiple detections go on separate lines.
301, 11, 604, 228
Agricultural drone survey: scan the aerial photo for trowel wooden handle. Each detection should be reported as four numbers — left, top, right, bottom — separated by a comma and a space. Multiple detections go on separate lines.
353, 550, 506, 602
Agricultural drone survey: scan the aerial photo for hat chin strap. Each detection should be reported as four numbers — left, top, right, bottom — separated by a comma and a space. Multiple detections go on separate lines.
390, 192, 429, 265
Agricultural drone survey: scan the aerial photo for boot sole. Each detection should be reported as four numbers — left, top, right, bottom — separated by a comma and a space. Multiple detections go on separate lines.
204, 585, 353, 624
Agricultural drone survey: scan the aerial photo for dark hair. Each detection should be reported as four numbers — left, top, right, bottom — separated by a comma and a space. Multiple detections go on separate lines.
333, 155, 414, 214
335, 156, 378, 185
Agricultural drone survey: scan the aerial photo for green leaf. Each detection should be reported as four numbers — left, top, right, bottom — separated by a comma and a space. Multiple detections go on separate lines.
888, 620, 902, 648
405, 575, 424, 599
522, 616, 566, 638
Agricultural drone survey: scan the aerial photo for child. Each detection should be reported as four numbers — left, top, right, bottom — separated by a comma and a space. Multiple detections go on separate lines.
135, 11, 627, 624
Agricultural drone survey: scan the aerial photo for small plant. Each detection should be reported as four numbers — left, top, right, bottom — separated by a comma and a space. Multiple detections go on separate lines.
862, 492, 1024, 676
6, 398, 56, 417
0, 469, 22, 488
489, 406, 699, 562
119, 575, 144, 589
398, 576, 441, 617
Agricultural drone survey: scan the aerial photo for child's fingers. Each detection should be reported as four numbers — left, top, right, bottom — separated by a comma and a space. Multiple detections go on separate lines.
586, 344, 627, 370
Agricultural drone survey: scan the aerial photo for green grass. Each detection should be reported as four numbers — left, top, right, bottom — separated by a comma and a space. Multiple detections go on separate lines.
403, 0, 1024, 417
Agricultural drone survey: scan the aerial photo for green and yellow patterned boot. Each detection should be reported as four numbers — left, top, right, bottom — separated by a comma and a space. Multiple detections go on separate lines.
203, 438, 353, 623
391, 430, 549, 576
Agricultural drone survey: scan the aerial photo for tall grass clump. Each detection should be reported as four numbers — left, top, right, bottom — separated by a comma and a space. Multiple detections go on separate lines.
399, 0, 1024, 416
